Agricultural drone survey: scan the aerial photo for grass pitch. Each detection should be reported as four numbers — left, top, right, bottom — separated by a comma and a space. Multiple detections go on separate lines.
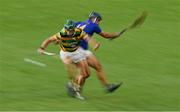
0, 0, 180, 111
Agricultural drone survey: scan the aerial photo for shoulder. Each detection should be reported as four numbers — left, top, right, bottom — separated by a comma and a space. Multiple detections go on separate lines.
87, 22, 99, 28
75, 21, 87, 26
93, 23, 101, 31
59, 28, 67, 37
86, 23, 101, 32
74, 28, 83, 36
93, 23, 100, 28
75, 21, 82, 26
75, 21, 87, 28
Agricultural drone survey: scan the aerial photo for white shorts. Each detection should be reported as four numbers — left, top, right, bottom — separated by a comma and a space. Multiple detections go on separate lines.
79, 47, 93, 57
60, 47, 86, 64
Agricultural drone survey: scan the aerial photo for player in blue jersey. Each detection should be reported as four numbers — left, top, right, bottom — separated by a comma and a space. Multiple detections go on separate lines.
76, 11, 123, 93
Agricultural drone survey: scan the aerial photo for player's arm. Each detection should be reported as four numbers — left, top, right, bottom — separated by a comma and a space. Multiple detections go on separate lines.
84, 35, 100, 51
94, 24, 121, 39
99, 31, 121, 39
38, 34, 58, 54
80, 30, 100, 51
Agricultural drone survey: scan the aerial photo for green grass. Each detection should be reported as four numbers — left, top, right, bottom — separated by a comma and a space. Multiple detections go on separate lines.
0, 0, 180, 111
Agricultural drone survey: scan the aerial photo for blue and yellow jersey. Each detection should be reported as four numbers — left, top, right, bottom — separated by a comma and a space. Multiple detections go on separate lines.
55, 28, 86, 52
75, 19, 102, 50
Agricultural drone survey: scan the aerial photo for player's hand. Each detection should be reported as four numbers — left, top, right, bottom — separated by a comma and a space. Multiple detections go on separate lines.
110, 28, 127, 40
93, 43, 100, 51
38, 48, 45, 55
109, 32, 121, 40
117, 32, 122, 37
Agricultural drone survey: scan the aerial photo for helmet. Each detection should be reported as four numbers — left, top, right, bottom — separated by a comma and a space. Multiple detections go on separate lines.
64, 19, 76, 30
89, 11, 102, 20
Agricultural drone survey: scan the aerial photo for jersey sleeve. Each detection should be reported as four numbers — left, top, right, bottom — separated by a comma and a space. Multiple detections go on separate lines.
94, 24, 102, 34
55, 32, 61, 39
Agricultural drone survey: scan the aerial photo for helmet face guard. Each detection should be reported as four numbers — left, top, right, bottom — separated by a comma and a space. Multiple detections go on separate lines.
64, 19, 76, 30
89, 11, 102, 21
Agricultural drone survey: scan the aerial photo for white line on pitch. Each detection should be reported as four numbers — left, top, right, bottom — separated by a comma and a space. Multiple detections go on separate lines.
24, 58, 47, 67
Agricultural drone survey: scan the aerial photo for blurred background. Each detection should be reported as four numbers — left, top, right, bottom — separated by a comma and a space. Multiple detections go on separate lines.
0, 0, 180, 111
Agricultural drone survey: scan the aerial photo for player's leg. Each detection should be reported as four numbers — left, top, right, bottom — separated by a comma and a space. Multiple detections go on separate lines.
60, 50, 84, 99
61, 48, 90, 99
75, 59, 90, 87
86, 53, 123, 93
64, 62, 86, 100
62, 56, 77, 82
67, 59, 89, 100
79, 48, 109, 86
69, 48, 90, 88
86, 54, 109, 86
61, 57, 77, 97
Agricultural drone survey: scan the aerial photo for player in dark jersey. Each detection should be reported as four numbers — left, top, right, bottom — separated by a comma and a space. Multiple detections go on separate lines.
38, 20, 99, 100
76, 11, 123, 93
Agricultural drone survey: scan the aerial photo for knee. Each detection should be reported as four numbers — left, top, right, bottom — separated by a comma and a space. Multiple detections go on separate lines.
80, 68, 90, 79
81, 73, 90, 79
84, 70, 90, 79
83, 74, 90, 79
